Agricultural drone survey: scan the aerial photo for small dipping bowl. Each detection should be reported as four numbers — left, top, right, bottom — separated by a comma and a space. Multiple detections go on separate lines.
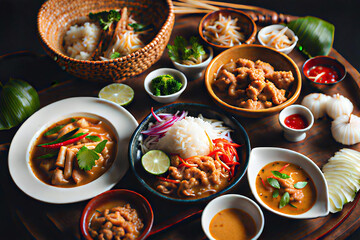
201, 194, 264, 240
302, 56, 346, 90
80, 189, 154, 240
257, 24, 298, 55
144, 68, 187, 103
279, 104, 314, 142
171, 47, 213, 80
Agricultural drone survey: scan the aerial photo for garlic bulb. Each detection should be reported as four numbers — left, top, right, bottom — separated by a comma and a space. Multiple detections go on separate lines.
331, 114, 360, 145
301, 93, 330, 119
326, 94, 353, 119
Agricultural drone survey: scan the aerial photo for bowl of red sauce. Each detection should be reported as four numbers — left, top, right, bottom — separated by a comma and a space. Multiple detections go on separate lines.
279, 105, 314, 142
302, 56, 346, 89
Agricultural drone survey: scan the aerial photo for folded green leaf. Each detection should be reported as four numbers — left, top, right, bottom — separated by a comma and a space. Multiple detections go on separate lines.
267, 178, 280, 189
272, 171, 290, 179
294, 181, 308, 189
44, 124, 66, 136
272, 189, 279, 198
287, 16, 335, 57
95, 140, 108, 153
35, 152, 59, 160
86, 135, 102, 142
279, 192, 290, 209
0, 79, 40, 130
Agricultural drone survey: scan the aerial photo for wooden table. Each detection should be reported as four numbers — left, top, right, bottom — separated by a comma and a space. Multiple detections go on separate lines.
1, 14, 360, 240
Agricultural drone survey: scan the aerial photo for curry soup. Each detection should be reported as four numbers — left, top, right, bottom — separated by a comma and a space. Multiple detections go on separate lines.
256, 161, 316, 215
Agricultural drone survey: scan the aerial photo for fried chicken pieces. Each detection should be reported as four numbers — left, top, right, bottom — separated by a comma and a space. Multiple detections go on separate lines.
213, 58, 294, 110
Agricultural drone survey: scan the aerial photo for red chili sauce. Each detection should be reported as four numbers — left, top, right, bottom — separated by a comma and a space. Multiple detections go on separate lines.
284, 114, 308, 129
307, 65, 339, 84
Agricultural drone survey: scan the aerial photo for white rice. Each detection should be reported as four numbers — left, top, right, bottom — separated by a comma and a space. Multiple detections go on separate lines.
156, 116, 225, 159
63, 22, 101, 60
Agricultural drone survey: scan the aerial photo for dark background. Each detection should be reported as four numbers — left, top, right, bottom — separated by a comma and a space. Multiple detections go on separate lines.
0, 0, 359, 239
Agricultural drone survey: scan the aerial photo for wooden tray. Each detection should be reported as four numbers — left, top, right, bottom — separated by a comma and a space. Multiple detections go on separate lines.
1, 14, 360, 240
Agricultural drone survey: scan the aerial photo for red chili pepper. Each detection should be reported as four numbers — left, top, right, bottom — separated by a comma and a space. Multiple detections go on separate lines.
41, 133, 89, 149
157, 176, 180, 184
279, 163, 290, 173
260, 177, 266, 188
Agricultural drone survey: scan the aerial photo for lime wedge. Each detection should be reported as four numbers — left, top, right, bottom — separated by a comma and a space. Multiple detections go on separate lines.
141, 150, 170, 175
98, 83, 134, 106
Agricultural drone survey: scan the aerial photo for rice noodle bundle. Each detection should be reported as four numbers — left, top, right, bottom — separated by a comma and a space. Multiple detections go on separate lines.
203, 13, 245, 46
259, 27, 295, 50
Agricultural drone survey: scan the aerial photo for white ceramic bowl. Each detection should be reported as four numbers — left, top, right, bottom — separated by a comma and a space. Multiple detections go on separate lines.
279, 104, 314, 142
257, 24, 298, 55
247, 147, 329, 219
8, 97, 138, 204
201, 194, 264, 240
144, 68, 187, 103
171, 47, 213, 80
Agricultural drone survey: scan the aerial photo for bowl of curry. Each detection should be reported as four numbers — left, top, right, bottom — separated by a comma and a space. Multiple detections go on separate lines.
247, 147, 329, 219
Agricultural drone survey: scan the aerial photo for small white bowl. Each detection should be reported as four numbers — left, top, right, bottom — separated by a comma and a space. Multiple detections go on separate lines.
171, 47, 213, 80
201, 194, 264, 240
144, 68, 187, 103
247, 147, 329, 219
257, 24, 298, 55
279, 104, 314, 142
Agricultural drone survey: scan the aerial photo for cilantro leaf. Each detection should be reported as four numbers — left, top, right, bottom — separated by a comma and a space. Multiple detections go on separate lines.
110, 52, 121, 59
190, 36, 205, 59
128, 23, 148, 32
89, 10, 121, 30
77, 146, 99, 171
95, 140, 108, 153
86, 135, 102, 142
167, 36, 206, 63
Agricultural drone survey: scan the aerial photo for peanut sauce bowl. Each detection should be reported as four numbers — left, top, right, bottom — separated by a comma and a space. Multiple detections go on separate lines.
205, 44, 302, 118
128, 103, 251, 203
247, 147, 329, 219
80, 189, 154, 240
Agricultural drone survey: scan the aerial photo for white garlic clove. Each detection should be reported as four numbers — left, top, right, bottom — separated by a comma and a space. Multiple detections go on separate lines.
301, 93, 331, 119
326, 94, 353, 119
331, 114, 360, 145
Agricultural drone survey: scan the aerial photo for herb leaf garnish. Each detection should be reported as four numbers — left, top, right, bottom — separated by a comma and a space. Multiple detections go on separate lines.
89, 10, 121, 30
272, 189, 279, 198
279, 192, 290, 209
86, 135, 102, 142
77, 146, 99, 171
110, 52, 121, 59
128, 23, 149, 32
38, 128, 80, 146
294, 181, 308, 189
267, 178, 280, 189
272, 171, 290, 179
77, 140, 108, 171
289, 203, 297, 208
167, 36, 206, 63
44, 124, 65, 136
35, 152, 59, 160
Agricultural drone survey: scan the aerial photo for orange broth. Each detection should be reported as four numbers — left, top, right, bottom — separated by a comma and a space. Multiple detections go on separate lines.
256, 161, 316, 215
209, 208, 257, 240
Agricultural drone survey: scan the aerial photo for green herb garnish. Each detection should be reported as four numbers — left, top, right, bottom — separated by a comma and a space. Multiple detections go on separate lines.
77, 140, 108, 171
279, 192, 290, 209
128, 23, 149, 32
294, 181, 308, 189
272, 171, 290, 179
151, 74, 182, 96
89, 10, 121, 30
167, 36, 206, 63
272, 189, 279, 198
110, 52, 121, 59
44, 124, 66, 136
86, 135, 102, 142
267, 178, 280, 189
289, 203, 297, 208
35, 152, 59, 160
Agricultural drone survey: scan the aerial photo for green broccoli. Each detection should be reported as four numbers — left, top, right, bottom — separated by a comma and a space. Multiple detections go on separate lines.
151, 75, 183, 96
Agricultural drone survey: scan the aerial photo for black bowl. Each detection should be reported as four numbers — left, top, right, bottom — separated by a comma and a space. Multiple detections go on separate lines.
128, 103, 251, 203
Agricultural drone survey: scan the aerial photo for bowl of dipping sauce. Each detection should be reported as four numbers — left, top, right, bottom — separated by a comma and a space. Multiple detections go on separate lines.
279, 104, 314, 142
201, 194, 264, 240
302, 56, 346, 89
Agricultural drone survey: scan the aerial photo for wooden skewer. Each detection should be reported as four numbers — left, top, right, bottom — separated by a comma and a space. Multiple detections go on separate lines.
177, 0, 220, 11
174, 8, 213, 14
195, 0, 264, 12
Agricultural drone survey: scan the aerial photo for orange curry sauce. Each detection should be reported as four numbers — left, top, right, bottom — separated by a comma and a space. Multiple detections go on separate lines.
256, 161, 316, 215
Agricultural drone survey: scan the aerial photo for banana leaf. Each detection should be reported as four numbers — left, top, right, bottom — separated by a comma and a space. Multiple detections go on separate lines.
287, 16, 335, 57
0, 79, 40, 130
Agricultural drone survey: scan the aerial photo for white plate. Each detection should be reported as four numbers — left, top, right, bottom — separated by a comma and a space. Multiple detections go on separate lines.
8, 97, 138, 204
247, 147, 329, 219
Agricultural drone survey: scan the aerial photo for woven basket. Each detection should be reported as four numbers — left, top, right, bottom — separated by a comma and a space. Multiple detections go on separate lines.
37, 0, 174, 82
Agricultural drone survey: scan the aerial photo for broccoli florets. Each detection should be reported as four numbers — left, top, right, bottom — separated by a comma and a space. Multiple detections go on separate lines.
151, 75, 183, 96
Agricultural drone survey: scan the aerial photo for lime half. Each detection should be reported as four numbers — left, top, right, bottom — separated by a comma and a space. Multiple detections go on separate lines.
98, 83, 134, 106
141, 150, 170, 175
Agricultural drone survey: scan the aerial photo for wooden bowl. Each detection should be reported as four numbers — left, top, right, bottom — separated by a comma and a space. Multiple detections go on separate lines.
205, 44, 302, 118
128, 103, 251, 203
37, 0, 174, 82
199, 9, 257, 51
80, 189, 154, 240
